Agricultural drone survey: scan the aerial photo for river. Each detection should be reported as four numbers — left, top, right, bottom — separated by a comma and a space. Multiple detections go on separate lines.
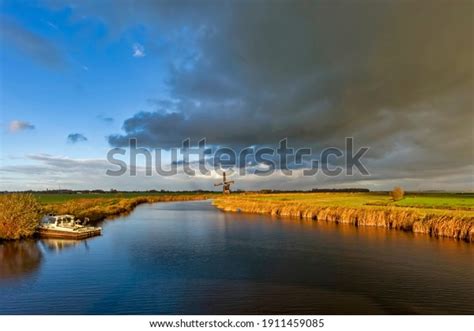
0, 200, 472, 314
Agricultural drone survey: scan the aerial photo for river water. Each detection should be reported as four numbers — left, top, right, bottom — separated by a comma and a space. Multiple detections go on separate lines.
0, 200, 472, 314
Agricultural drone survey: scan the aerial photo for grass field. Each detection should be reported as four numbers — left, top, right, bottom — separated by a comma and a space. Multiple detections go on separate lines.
0, 192, 215, 240
39, 193, 217, 222
213, 192, 474, 241
33, 192, 474, 210
390, 193, 474, 210
33, 192, 211, 204
234, 192, 474, 210
3, 191, 473, 241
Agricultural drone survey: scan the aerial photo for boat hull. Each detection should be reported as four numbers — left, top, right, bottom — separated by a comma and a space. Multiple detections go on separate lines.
37, 227, 101, 239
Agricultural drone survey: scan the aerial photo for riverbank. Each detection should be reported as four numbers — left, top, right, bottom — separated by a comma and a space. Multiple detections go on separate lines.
41, 194, 214, 223
3, 200, 473, 314
0, 193, 214, 240
213, 193, 474, 242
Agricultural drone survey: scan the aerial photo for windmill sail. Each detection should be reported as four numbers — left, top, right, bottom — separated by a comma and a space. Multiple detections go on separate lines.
214, 171, 235, 194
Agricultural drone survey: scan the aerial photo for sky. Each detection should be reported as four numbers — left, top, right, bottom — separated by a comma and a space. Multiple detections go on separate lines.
0, 0, 473, 192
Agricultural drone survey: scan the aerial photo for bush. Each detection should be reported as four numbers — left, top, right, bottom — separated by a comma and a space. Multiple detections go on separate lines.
391, 187, 405, 201
0, 194, 42, 240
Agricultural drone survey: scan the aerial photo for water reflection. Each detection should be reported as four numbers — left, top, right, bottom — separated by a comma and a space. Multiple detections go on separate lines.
0, 238, 93, 281
0, 201, 472, 314
39, 239, 89, 253
0, 240, 42, 280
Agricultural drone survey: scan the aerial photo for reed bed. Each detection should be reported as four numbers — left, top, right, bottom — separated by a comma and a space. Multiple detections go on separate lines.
0, 194, 42, 240
213, 195, 474, 242
43, 194, 211, 223
1, 193, 212, 240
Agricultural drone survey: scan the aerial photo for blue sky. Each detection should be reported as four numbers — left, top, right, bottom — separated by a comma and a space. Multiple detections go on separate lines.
1, 1, 472, 191
1, 1, 166, 158
1, 1, 177, 190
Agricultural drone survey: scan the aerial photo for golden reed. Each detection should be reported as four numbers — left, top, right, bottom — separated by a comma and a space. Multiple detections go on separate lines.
0, 194, 42, 240
213, 198, 474, 242
44, 194, 211, 223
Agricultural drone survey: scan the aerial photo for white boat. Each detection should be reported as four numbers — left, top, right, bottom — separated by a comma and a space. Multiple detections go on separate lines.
38, 214, 102, 239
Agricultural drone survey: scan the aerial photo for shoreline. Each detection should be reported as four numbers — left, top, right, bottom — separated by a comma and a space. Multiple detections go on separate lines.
0, 194, 213, 241
42, 194, 213, 224
212, 197, 474, 242
2, 193, 473, 242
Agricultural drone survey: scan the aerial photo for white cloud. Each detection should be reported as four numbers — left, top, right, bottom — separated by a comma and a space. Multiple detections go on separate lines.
9, 120, 35, 133
132, 43, 145, 57
44, 20, 59, 30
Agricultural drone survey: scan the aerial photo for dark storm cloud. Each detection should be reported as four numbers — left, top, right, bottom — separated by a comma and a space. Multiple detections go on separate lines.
107, 1, 472, 144
46, 0, 473, 187
0, 16, 65, 68
67, 133, 88, 144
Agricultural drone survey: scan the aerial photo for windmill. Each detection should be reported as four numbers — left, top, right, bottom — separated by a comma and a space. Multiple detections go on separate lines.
214, 171, 235, 194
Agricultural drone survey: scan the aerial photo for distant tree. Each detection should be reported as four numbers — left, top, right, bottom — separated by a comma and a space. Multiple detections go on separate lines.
391, 187, 405, 201
259, 189, 273, 194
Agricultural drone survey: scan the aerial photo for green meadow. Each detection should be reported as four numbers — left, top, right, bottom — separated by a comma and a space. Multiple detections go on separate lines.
213, 192, 474, 241
236, 192, 474, 211
33, 192, 211, 205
